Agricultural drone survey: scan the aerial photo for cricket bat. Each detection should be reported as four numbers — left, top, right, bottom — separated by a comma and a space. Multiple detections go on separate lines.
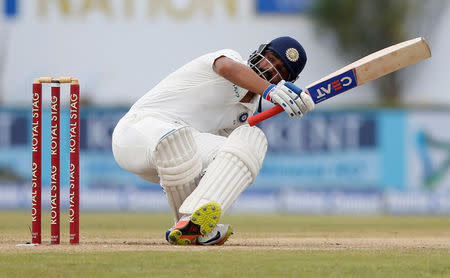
248, 37, 431, 126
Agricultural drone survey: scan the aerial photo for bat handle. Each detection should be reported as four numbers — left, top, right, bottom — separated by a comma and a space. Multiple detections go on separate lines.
248, 105, 284, 126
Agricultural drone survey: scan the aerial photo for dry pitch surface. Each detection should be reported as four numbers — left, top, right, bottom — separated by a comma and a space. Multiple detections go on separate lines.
2, 237, 449, 253
1, 211, 449, 251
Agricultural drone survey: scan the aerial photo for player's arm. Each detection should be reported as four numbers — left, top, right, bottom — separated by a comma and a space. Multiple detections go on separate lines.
213, 56, 270, 95
213, 56, 314, 119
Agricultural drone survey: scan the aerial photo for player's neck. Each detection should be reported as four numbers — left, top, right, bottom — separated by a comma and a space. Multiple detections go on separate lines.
240, 91, 255, 103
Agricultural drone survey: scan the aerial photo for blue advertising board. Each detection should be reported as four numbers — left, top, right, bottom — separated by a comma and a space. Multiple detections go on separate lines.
255, 110, 405, 190
0, 108, 406, 191
2, 107, 449, 213
3, 0, 17, 18
256, 0, 314, 13
0, 107, 146, 190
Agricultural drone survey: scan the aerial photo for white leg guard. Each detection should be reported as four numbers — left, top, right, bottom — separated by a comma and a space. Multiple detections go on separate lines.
154, 127, 202, 222
179, 125, 268, 214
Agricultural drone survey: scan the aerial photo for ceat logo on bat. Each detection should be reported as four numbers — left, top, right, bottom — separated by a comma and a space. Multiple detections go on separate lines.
308, 69, 357, 104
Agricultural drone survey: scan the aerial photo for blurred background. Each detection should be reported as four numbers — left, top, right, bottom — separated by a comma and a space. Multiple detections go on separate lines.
1, 0, 449, 214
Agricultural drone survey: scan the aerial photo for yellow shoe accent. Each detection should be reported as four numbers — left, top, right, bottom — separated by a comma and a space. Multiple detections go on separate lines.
190, 201, 221, 235
168, 229, 194, 245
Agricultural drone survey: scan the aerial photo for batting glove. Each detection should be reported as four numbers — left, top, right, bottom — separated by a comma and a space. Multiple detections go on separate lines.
262, 80, 315, 119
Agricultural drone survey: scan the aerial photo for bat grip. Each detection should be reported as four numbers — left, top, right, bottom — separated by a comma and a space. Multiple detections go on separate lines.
248, 105, 284, 126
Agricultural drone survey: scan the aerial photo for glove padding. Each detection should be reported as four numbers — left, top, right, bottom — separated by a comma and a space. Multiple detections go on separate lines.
262, 81, 315, 119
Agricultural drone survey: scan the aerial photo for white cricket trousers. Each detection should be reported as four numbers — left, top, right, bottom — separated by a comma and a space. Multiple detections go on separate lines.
112, 111, 226, 184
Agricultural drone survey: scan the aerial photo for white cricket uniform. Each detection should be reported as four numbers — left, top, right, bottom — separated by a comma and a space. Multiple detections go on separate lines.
112, 49, 259, 183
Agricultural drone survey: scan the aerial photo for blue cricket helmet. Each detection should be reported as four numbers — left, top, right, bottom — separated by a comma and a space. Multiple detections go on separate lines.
249, 36, 307, 112
266, 36, 307, 81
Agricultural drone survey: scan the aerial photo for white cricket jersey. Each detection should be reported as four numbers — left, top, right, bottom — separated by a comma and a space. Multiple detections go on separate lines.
130, 49, 259, 134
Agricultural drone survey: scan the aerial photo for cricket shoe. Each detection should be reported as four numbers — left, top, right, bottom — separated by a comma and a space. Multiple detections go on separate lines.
165, 224, 233, 245
167, 201, 221, 245
196, 224, 233, 245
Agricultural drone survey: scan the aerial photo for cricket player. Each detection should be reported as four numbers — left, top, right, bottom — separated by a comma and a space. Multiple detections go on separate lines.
112, 36, 315, 245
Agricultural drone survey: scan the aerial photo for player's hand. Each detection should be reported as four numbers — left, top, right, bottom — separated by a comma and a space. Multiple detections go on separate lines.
262, 81, 315, 119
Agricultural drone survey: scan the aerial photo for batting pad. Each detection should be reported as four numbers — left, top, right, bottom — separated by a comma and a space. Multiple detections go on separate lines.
154, 127, 202, 222
179, 125, 268, 215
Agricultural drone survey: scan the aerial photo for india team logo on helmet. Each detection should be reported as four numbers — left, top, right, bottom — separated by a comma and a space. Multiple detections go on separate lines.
285, 48, 300, 62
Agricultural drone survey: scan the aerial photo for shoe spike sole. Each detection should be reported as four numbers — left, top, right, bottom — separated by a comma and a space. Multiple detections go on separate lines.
168, 201, 222, 245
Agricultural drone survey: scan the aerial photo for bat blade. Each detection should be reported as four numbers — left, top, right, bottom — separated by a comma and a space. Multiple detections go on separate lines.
248, 37, 431, 126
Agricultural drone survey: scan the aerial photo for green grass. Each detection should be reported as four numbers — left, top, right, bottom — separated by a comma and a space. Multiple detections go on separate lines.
1, 211, 449, 277
1, 249, 449, 278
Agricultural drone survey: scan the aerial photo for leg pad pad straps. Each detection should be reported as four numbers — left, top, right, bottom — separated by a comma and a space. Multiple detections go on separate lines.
154, 127, 202, 222
179, 125, 268, 214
